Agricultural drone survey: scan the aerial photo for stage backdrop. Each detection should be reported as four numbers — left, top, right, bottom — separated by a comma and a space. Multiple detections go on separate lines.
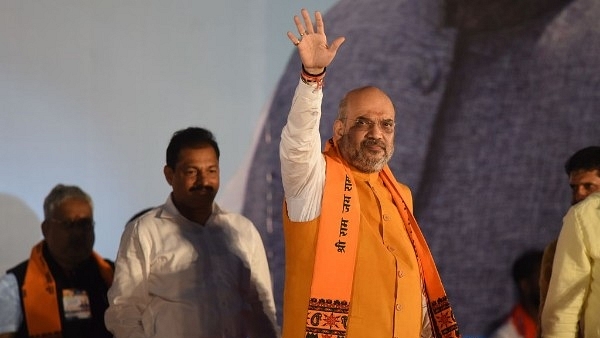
239, 0, 600, 336
3, 0, 600, 336
0, 0, 336, 285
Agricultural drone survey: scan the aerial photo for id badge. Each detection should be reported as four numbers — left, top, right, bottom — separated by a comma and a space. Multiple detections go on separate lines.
62, 289, 91, 320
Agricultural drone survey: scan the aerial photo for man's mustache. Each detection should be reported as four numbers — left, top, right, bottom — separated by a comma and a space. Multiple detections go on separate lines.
362, 138, 387, 150
189, 185, 215, 193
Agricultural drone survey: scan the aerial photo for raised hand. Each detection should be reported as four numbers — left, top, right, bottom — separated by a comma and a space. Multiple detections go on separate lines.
287, 9, 345, 75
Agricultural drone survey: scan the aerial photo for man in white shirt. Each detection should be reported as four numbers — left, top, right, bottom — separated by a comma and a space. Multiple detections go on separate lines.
105, 127, 278, 338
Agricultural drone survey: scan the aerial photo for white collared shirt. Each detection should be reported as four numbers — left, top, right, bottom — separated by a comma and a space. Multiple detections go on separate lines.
105, 196, 278, 338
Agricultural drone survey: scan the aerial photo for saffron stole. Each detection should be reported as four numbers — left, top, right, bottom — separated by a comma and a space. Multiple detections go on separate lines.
305, 140, 460, 338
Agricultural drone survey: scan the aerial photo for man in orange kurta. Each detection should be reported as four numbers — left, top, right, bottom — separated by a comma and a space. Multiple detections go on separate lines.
279, 9, 460, 338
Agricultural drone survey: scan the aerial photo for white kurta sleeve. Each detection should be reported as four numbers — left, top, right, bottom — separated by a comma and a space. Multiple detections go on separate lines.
280, 79, 326, 222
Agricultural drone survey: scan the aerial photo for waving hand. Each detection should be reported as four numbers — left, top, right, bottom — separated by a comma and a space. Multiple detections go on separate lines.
287, 9, 345, 75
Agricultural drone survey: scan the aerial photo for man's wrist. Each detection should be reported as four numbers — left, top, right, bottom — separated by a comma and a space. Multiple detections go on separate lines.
301, 65, 326, 89
302, 65, 326, 76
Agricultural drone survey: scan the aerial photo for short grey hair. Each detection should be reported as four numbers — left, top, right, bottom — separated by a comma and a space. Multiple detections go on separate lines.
43, 184, 93, 220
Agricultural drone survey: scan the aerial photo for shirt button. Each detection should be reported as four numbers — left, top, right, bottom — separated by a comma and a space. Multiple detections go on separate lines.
397, 270, 404, 278
395, 304, 402, 311
387, 245, 395, 252
383, 214, 390, 221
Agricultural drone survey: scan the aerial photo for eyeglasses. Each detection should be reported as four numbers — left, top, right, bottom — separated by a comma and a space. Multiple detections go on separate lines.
51, 217, 95, 230
344, 117, 395, 134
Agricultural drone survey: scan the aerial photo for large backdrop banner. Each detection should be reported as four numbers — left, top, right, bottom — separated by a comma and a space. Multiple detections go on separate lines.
240, 0, 600, 335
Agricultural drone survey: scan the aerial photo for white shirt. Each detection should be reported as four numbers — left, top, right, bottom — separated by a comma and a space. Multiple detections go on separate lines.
541, 192, 600, 338
490, 319, 524, 338
105, 196, 278, 338
0, 273, 21, 333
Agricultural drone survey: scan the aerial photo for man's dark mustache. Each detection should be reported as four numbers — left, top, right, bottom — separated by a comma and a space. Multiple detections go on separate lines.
189, 185, 215, 192
361, 138, 386, 150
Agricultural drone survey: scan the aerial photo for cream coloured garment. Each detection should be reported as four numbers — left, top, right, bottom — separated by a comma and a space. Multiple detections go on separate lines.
542, 192, 600, 338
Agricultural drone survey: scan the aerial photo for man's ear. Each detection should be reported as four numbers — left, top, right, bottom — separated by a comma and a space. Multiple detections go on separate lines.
333, 119, 344, 142
164, 165, 174, 186
41, 220, 49, 238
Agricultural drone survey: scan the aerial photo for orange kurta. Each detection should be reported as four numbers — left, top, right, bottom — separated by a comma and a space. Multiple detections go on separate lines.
283, 169, 422, 338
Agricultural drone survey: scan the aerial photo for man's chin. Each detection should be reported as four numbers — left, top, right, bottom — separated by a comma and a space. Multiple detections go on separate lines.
351, 159, 386, 173
364, 145, 385, 153
365, 154, 387, 164
64, 252, 93, 266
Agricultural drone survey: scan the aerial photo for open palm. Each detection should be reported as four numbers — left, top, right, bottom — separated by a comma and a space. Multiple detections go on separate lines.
287, 9, 345, 74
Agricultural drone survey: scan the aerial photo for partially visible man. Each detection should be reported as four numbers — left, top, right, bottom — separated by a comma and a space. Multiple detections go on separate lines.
538, 146, 600, 317
490, 250, 543, 338
105, 127, 278, 338
565, 146, 600, 206
541, 192, 600, 337
0, 184, 114, 338
280, 9, 459, 338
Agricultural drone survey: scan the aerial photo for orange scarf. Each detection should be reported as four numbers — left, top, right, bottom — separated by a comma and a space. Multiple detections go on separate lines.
306, 140, 460, 338
305, 141, 361, 337
21, 241, 113, 337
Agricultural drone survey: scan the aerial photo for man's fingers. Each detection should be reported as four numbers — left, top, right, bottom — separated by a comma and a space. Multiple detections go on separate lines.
301, 9, 314, 34
286, 32, 301, 46
314, 11, 324, 34
290, 9, 344, 50
328, 37, 346, 52
293, 15, 306, 36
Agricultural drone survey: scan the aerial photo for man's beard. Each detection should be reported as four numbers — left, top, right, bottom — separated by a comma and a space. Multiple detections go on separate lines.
338, 134, 394, 173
